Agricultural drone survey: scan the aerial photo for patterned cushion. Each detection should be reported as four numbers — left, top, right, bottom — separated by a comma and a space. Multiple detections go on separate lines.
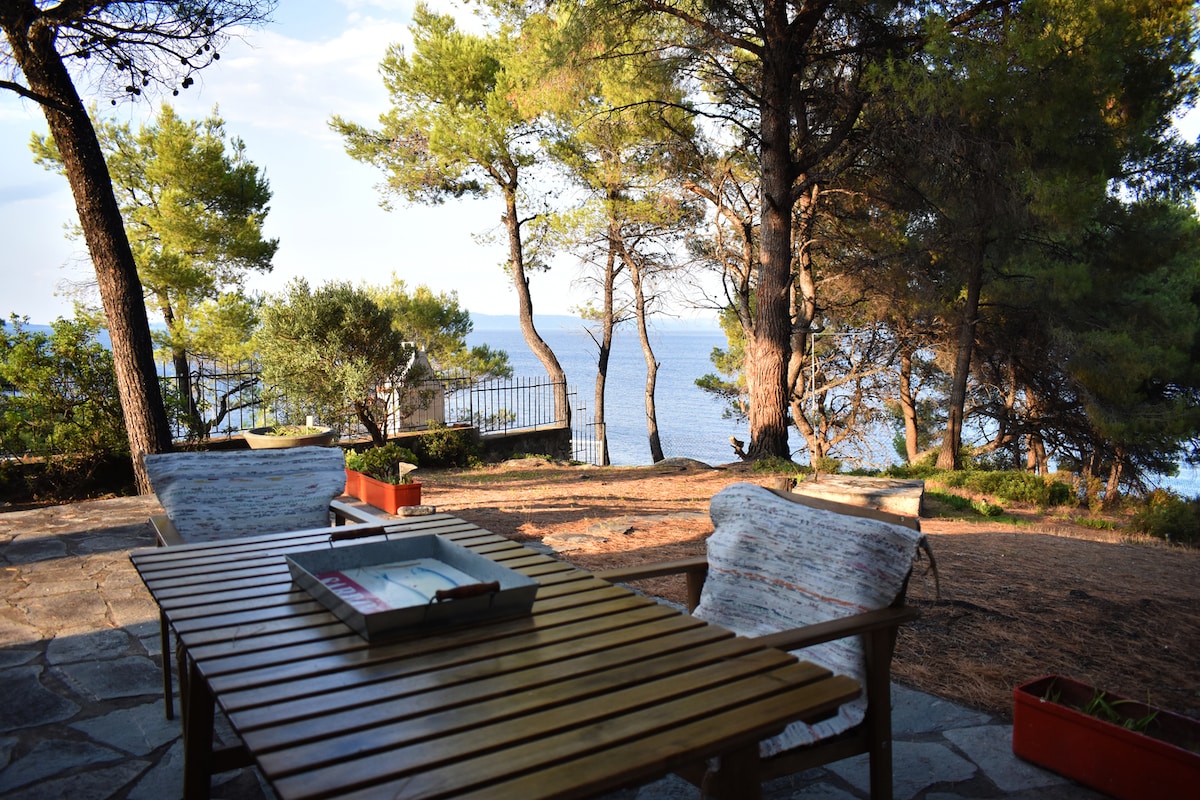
693, 482, 924, 755
144, 447, 347, 543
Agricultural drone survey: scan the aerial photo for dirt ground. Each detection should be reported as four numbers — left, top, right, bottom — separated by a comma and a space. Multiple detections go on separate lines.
425, 458, 1200, 722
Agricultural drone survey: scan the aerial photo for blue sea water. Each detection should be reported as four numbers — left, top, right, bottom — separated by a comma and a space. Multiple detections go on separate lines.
467, 320, 755, 467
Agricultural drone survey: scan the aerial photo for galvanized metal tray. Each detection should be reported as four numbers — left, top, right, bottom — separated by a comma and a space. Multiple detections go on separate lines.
286, 535, 538, 639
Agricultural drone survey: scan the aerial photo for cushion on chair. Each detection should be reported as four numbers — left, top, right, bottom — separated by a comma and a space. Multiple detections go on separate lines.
693, 482, 924, 756
144, 447, 348, 543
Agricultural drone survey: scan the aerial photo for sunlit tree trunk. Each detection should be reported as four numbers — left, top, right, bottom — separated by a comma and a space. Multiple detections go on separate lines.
4, 18, 171, 492
628, 255, 664, 463
746, 6, 797, 459
502, 187, 571, 429
898, 348, 921, 463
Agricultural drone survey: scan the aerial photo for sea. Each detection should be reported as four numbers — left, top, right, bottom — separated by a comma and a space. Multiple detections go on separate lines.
467, 314, 1200, 496
466, 315, 894, 469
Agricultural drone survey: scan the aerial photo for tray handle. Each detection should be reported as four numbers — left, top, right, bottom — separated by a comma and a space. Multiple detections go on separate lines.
434, 581, 501, 603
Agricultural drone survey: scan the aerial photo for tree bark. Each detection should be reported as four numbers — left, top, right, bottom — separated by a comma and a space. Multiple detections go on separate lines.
501, 186, 570, 427
898, 348, 920, 463
628, 255, 664, 463
592, 222, 619, 467
4, 15, 172, 492
746, 1, 797, 460
937, 251, 984, 470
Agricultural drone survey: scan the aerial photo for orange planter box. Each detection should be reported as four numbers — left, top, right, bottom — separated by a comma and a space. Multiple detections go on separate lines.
352, 471, 422, 514
1013, 675, 1200, 800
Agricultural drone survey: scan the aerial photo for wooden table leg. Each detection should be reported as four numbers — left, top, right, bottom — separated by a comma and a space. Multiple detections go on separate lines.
160, 610, 174, 720
182, 657, 214, 800
700, 743, 762, 800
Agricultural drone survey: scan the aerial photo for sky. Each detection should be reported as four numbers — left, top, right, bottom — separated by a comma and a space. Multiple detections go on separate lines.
0, 0, 598, 326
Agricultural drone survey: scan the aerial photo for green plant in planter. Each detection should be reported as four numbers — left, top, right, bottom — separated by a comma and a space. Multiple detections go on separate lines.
1042, 683, 1159, 733
347, 443, 419, 485
263, 424, 329, 437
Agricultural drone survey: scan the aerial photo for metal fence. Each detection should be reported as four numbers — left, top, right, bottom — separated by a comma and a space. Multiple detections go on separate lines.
160, 364, 598, 463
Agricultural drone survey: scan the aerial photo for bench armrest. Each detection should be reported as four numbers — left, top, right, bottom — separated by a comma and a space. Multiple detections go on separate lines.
752, 605, 919, 652
596, 557, 709, 611
596, 557, 919, 641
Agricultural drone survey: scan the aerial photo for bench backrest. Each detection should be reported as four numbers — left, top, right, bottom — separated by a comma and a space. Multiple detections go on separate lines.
144, 446, 347, 543
693, 482, 925, 754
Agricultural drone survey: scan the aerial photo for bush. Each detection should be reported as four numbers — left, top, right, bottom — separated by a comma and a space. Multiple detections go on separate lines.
960, 471, 1073, 507
1130, 490, 1200, 547
413, 423, 480, 468
750, 456, 806, 475
971, 499, 1005, 517
924, 469, 1073, 508
0, 316, 128, 472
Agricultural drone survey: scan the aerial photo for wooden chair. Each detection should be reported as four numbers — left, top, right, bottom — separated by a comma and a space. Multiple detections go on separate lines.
143, 446, 387, 719
597, 482, 932, 800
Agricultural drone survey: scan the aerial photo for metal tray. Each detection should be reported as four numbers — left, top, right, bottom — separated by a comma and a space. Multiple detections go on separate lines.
286, 535, 538, 639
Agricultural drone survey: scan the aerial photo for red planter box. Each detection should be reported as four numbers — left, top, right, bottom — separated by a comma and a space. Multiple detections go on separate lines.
344, 469, 360, 498
353, 471, 422, 514
1013, 675, 1200, 800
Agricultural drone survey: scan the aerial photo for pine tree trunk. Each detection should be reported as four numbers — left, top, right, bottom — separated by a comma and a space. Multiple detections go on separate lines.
937, 253, 984, 470
502, 188, 570, 428
5, 19, 172, 492
746, 9, 796, 460
899, 348, 920, 463
592, 229, 618, 467
629, 257, 664, 463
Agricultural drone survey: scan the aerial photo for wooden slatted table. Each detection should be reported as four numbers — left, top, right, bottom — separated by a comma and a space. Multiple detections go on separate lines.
130, 513, 859, 800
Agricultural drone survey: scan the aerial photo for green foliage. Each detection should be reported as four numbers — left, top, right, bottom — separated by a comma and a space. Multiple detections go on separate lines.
346, 442, 418, 484
884, 459, 939, 480
927, 469, 1075, 508
927, 490, 975, 514
813, 456, 843, 475
330, 5, 530, 208
255, 280, 425, 447
695, 306, 748, 422
32, 104, 276, 441
0, 316, 130, 495
413, 423, 481, 468
749, 456, 805, 475
32, 105, 276, 361
1072, 516, 1117, 531
367, 277, 510, 379
1042, 683, 1159, 733
971, 499, 1005, 517
1130, 489, 1200, 547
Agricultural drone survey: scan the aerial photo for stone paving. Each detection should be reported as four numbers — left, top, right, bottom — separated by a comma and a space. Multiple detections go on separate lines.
0, 496, 1101, 799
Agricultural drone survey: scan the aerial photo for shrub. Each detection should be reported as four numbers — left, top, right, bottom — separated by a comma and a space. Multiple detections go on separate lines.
414, 423, 480, 468
255, 280, 425, 446
925, 469, 1073, 508
972, 499, 1006, 517
884, 461, 938, 479
750, 456, 805, 475
1130, 490, 1200, 547
0, 316, 132, 500
959, 471, 1073, 507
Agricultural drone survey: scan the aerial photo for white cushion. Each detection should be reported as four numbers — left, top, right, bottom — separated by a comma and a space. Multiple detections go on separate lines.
693, 482, 923, 755
144, 447, 347, 543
